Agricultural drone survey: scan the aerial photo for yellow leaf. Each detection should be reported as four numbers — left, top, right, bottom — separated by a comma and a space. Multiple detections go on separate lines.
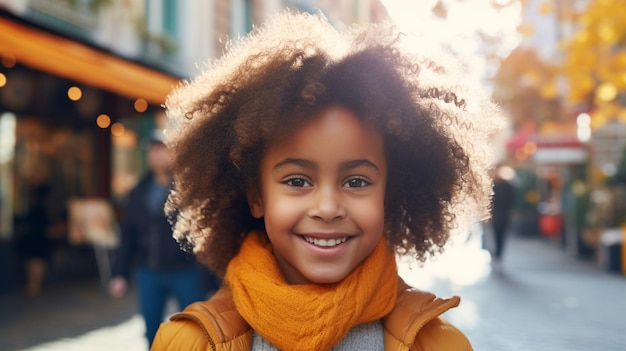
596, 82, 618, 102
590, 109, 607, 129
540, 82, 558, 99
539, 1, 553, 15
598, 22, 618, 45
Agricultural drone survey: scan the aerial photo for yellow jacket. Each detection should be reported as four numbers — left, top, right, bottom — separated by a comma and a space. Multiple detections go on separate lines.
152, 278, 472, 351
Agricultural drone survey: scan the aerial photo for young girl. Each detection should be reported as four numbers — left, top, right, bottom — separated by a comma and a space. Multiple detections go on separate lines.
152, 10, 501, 351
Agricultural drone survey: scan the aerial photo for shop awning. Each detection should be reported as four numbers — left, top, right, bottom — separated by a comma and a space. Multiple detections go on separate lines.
0, 15, 180, 106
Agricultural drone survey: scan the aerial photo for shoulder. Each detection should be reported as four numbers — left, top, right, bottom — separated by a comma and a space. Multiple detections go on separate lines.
151, 317, 209, 351
133, 173, 154, 191
383, 279, 472, 350
412, 316, 472, 351
495, 179, 515, 192
127, 174, 159, 203
126, 175, 152, 201
152, 286, 252, 351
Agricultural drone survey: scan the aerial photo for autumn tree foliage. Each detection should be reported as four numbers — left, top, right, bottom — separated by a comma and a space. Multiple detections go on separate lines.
560, 0, 626, 127
492, 47, 560, 130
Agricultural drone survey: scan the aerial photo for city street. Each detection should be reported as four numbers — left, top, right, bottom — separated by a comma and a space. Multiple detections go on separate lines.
2, 1, 626, 351
400, 230, 626, 351
1, 230, 625, 351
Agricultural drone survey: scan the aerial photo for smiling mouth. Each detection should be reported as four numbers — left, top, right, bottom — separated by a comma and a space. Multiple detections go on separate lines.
303, 236, 349, 247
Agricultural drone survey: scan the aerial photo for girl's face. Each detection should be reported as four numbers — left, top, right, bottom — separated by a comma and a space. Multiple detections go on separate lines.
248, 106, 387, 285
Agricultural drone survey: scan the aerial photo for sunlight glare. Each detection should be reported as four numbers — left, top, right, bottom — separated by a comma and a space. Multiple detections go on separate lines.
381, 0, 522, 81
398, 223, 492, 290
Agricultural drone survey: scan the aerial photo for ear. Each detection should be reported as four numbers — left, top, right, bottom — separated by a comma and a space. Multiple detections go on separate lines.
247, 189, 264, 218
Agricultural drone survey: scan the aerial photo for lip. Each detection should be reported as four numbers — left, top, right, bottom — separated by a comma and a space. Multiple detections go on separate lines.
298, 232, 353, 257
303, 235, 349, 247
300, 232, 354, 241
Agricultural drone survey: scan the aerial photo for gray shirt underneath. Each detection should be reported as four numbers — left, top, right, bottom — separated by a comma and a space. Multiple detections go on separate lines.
251, 320, 384, 350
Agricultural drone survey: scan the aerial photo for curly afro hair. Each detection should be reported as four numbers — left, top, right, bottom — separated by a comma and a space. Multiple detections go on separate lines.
164, 10, 503, 278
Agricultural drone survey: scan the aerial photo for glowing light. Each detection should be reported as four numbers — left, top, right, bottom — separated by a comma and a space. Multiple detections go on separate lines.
96, 114, 111, 128
134, 98, 148, 113
598, 23, 618, 44
577, 112, 591, 125
497, 165, 516, 181
0, 73, 6, 87
596, 82, 617, 101
111, 122, 125, 136
523, 141, 537, 155
577, 111, 592, 142
112, 131, 137, 148
0, 112, 16, 163
68, 86, 82, 101
577, 128, 591, 142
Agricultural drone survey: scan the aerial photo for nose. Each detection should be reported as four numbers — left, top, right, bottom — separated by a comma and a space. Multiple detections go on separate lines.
308, 184, 346, 222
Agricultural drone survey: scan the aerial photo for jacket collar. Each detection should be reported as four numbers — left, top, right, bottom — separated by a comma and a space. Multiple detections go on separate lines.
170, 277, 461, 351
383, 278, 461, 350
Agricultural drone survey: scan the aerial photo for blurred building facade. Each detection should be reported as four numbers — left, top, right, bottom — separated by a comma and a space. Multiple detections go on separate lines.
503, 0, 590, 256
0, 0, 389, 293
501, 0, 626, 273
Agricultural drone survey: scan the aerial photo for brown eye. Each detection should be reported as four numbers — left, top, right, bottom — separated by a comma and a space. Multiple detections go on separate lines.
344, 178, 369, 188
284, 177, 311, 187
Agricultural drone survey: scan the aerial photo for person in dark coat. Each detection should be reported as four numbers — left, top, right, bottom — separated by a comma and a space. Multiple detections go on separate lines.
108, 131, 206, 348
15, 168, 53, 297
489, 164, 517, 270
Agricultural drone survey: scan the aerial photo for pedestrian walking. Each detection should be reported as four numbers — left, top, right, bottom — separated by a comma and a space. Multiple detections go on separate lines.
488, 164, 517, 272
14, 162, 54, 298
108, 130, 206, 348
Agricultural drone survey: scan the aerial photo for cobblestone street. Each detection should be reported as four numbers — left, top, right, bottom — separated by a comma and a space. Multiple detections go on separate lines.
2, 231, 625, 351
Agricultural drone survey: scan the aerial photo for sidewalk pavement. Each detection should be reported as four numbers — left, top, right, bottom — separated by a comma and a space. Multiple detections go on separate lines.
400, 230, 626, 351
1, 231, 625, 351
0, 277, 148, 351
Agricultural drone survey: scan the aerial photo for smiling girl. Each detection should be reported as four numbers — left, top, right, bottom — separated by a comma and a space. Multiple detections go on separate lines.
152, 10, 502, 351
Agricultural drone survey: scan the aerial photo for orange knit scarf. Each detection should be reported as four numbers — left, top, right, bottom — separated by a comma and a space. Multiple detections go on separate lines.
224, 231, 398, 351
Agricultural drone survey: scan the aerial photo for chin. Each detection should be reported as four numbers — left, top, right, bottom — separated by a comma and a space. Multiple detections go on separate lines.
305, 271, 348, 285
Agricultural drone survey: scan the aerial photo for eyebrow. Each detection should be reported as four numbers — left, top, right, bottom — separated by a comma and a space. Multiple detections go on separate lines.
272, 158, 380, 173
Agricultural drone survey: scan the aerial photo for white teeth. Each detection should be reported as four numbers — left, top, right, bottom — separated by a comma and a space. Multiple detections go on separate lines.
304, 236, 348, 247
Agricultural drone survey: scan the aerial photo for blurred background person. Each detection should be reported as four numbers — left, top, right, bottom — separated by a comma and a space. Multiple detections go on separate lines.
488, 163, 517, 272
14, 161, 54, 297
108, 130, 205, 348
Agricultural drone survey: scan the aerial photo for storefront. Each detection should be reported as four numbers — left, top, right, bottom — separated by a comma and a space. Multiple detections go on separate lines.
0, 11, 180, 293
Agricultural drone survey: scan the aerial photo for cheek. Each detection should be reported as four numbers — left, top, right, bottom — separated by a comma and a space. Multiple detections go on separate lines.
352, 199, 386, 233
369, 208, 386, 233
261, 192, 301, 226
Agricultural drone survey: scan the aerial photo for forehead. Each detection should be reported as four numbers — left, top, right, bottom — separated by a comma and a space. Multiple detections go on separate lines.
261, 106, 385, 166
